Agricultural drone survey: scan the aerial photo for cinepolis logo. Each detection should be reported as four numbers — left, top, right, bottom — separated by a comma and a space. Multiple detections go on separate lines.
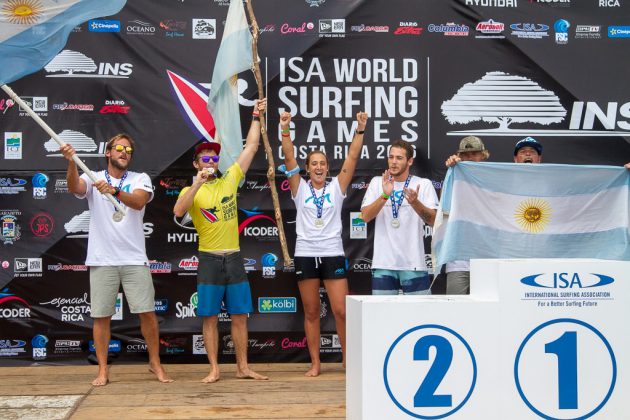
520, 272, 615, 289
45, 50, 133, 78
442, 71, 630, 137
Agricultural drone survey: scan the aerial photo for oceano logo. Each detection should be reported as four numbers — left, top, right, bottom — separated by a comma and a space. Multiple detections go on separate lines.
520, 272, 615, 289
442, 71, 630, 137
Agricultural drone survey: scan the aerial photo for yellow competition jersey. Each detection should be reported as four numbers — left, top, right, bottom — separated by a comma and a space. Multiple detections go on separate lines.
182, 163, 243, 252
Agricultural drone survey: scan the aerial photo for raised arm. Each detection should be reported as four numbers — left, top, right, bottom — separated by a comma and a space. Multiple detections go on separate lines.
337, 112, 368, 194
237, 98, 267, 174
280, 111, 301, 196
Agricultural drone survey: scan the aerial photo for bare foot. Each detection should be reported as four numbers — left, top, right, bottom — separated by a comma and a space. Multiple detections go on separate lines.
149, 364, 174, 383
236, 367, 268, 380
201, 366, 220, 383
91, 371, 109, 386
305, 363, 321, 377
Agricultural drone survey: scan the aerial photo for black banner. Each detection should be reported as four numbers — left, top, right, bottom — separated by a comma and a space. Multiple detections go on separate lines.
1, 0, 629, 363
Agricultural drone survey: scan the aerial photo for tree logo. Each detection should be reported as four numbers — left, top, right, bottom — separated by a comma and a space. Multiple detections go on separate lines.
442, 71, 630, 137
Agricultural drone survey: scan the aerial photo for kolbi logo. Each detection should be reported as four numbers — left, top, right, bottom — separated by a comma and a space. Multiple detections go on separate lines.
261, 253, 278, 278
32, 173, 49, 199
44, 50, 133, 78
258, 297, 297, 313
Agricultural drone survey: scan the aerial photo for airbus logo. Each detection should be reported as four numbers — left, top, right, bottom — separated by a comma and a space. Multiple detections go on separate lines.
45, 50, 133, 78
520, 272, 615, 289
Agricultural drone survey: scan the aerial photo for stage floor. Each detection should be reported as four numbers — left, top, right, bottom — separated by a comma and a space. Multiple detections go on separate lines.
0, 363, 345, 419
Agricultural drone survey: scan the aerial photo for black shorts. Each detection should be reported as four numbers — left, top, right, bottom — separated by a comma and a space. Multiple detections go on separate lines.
294, 256, 347, 281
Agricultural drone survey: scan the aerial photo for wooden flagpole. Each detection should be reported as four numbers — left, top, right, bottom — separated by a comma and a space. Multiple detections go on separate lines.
244, 0, 292, 267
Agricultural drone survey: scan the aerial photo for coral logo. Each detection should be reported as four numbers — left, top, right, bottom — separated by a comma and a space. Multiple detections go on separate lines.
520, 273, 614, 289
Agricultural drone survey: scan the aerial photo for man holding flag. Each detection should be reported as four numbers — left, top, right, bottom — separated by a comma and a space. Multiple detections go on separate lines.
173, 0, 268, 383
173, 99, 268, 383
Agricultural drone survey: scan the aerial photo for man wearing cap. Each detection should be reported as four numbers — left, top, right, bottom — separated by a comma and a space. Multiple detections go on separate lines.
514, 137, 542, 163
173, 99, 268, 383
444, 136, 490, 294
361, 139, 439, 295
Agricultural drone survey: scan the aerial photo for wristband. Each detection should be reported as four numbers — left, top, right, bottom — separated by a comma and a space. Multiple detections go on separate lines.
252, 115, 260, 121
381, 192, 389, 200
277, 164, 300, 177
281, 128, 290, 134
113, 187, 121, 197
355, 129, 365, 135
281, 133, 291, 138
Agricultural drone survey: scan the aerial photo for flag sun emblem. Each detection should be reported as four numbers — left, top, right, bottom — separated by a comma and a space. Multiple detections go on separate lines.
2, 0, 43, 25
514, 198, 551, 233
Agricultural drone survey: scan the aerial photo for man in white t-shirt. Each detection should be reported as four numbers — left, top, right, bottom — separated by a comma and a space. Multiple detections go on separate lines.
61, 134, 172, 386
361, 139, 439, 294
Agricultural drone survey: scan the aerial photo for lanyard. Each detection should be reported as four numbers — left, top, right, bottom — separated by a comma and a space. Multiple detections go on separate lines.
390, 175, 411, 220
105, 170, 128, 207
308, 180, 328, 220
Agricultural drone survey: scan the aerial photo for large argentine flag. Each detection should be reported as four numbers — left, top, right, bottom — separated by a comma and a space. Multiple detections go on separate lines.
0, 0, 126, 85
433, 162, 630, 267
207, 0, 253, 174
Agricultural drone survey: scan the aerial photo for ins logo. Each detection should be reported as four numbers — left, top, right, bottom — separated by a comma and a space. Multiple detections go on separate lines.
45, 50, 133, 78
520, 272, 615, 289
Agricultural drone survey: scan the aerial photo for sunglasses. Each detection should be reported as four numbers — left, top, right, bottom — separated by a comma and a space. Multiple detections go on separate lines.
112, 144, 133, 154
200, 155, 219, 163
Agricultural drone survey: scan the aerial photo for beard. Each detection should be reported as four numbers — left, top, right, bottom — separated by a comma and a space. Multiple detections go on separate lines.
110, 157, 129, 171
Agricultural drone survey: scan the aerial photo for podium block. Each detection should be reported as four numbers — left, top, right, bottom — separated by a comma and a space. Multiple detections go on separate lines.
347, 259, 630, 419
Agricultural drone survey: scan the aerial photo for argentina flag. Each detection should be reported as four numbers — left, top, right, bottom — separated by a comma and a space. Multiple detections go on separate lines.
433, 162, 630, 267
207, 0, 253, 174
0, 0, 126, 85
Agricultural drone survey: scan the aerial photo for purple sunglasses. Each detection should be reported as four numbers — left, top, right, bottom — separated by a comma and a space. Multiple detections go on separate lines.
200, 155, 219, 163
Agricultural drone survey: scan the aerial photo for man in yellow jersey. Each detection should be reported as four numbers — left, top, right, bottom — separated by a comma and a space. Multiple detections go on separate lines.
174, 99, 267, 383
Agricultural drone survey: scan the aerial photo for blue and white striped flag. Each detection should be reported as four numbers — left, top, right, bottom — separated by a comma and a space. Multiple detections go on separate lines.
0, 0, 126, 85
207, 0, 253, 174
433, 162, 630, 267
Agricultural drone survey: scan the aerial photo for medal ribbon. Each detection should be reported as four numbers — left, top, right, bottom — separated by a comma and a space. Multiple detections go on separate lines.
308, 181, 328, 221
105, 170, 128, 209
390, 175, 411, 221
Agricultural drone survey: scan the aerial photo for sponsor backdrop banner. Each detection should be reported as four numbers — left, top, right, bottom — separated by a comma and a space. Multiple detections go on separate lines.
1, 0, 629, 363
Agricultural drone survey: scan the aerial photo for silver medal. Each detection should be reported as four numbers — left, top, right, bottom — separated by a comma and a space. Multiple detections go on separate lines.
112, 211, 124, 222
391, 219, 400, 228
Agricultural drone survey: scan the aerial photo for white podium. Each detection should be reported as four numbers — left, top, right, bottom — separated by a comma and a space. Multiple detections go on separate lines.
347, 259, 630, 419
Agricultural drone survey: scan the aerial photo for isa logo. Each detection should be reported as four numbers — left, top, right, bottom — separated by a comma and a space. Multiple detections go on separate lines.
554, 19, 570, 44
262, 253, 278, 278
258, 297, 297, 313
31, 334, 48, 360
520, 272, 614, 289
